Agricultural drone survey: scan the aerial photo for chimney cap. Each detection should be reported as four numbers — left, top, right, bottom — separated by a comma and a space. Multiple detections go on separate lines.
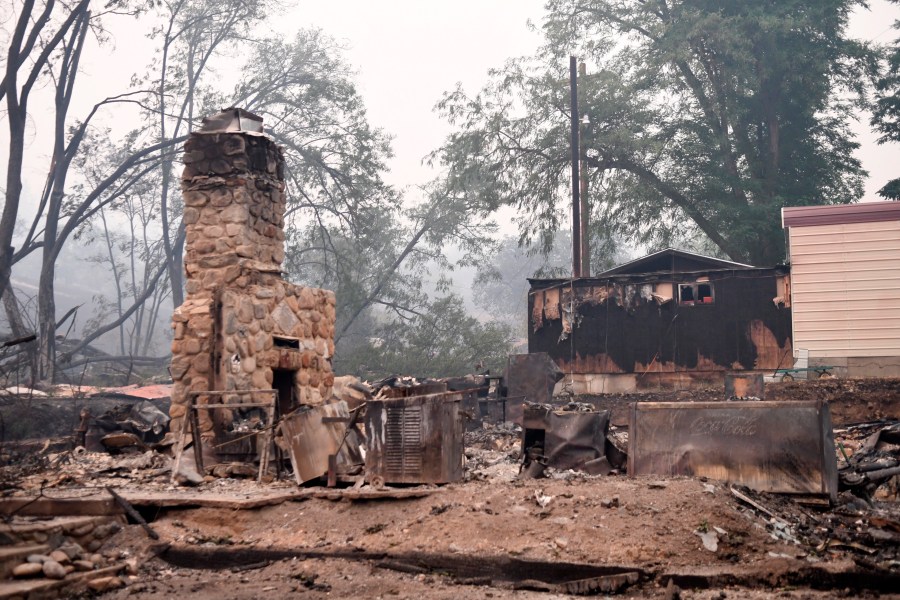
200, 107, 264, 133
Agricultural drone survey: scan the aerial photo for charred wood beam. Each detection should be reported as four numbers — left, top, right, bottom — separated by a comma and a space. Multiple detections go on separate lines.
59, 355, 169, 370
1, 333, 36, 348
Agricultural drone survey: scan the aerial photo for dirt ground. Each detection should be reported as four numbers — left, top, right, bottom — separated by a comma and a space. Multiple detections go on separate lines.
4, 378, 899, 599
100, 475, 896, 600
584, 378, 900, 427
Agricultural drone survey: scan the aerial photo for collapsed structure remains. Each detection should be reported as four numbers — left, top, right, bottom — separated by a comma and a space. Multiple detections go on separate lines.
169, 109, 336, 464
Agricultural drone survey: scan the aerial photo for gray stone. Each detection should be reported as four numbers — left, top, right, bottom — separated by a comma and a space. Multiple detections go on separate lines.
271, 301, 299, 335
42, 560, 67, 579
58, 542, 84, 560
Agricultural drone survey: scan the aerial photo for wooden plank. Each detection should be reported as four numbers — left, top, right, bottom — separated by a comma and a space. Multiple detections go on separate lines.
628, 400, 838, 500
117, 490, 312, 510
312, 488, 437, 501
0, 498, 123, 517
0, 544, 50, 561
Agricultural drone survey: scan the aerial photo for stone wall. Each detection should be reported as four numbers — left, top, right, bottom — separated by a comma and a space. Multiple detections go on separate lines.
169, 128, 335, 446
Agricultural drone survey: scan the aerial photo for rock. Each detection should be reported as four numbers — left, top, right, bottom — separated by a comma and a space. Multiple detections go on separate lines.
13, 562, 44, 578
26, 554, 49, 563
93, 522, 121, 539
73, 560, 95, 572
89, 554, 104, 566
86, 540, 102, 552
70, 523, 94, 537
87, 576, 125, 592
125, 558, 139, 575
696, 530, 719, 552
600, 496, 620, 508
49, 550, 70, 564
553, 537, 569, 549
42, 560, 67, 579
664, 578, 682, 600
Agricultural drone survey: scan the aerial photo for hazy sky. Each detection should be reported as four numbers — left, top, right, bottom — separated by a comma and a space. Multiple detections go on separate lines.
9, 0, 900, 215
281, 0, 900, 202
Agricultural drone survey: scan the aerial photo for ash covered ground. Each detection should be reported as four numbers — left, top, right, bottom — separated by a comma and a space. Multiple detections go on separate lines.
1, 379, 899, 599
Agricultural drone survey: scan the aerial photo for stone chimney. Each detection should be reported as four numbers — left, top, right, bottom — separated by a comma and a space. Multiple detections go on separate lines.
169, 108, 336, 451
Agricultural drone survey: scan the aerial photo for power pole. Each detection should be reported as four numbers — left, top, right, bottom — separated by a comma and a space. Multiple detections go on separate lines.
569, 56, 582, 278
579, 61, 590, 277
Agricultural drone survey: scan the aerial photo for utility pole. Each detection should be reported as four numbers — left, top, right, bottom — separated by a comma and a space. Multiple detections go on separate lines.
569, 56, 582, 278
579, 61, 590, 277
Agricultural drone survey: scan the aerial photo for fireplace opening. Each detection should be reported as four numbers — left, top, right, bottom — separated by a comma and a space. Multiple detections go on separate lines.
273, 368, 297, 417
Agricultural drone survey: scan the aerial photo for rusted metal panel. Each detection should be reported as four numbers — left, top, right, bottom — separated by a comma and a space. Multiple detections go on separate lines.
628, 400, 838, 501
278, 401, 363, 485
365, 392, 464, 485
522, 405, 609, 471
505, 353, 564, 424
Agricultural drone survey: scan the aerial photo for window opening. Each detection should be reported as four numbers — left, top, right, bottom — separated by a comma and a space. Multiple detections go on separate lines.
679, 283, 714, 306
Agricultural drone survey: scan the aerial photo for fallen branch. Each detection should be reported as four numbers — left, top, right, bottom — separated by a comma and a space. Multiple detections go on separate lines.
106, 486, 159, 540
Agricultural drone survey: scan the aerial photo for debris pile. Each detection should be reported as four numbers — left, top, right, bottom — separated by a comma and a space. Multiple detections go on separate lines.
836, 420, 900, 502
520, 402, 613, 479
730, 483, 900, 573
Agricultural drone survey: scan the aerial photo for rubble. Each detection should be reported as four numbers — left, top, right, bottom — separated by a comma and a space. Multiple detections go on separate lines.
836, 420, 900, 501
520, 402, 611, 478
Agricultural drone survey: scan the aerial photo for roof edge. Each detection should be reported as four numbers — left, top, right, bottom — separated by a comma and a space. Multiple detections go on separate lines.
596, 247, 754, 277
783, 201, 900, 228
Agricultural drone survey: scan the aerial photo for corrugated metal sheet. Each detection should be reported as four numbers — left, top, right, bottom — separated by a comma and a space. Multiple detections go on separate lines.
789, 220, 900, 358
783, 201, 900, 228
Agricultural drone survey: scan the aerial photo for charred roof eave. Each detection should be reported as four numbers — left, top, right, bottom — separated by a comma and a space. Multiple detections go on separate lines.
596, 248, 755, 277
527, 264, 790, 291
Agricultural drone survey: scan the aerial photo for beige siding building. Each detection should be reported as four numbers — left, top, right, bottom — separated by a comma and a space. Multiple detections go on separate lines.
783, 202, 900, 377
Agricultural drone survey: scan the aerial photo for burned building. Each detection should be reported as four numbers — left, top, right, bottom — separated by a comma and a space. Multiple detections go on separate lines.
528, 249, 792, 392
169, 109, 336, 453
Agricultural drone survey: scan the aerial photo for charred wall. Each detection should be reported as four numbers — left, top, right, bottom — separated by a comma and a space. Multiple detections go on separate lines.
527, 269, 792, 375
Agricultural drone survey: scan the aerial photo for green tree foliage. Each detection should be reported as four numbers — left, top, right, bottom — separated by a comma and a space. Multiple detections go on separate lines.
872, 0, 900, 199
433, 0, 876, 266
333, 294, 515, 380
